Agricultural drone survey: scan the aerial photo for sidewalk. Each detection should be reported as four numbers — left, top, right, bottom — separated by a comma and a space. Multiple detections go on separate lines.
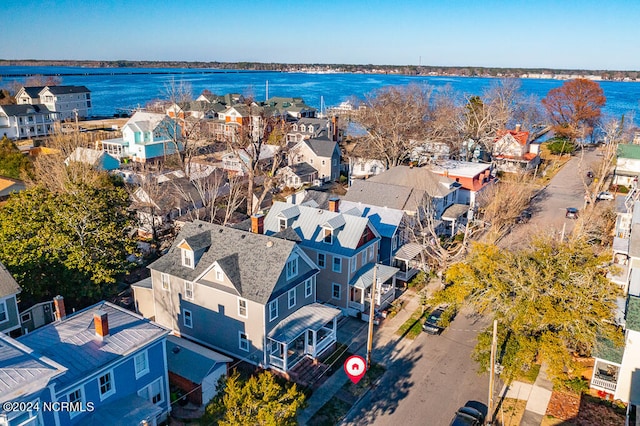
499, 363, 553, 426
297, 287, 424, 425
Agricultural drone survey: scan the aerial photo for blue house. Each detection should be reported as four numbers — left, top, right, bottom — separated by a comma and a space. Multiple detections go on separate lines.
0, 261, 21, 336
1, 301, 170, 426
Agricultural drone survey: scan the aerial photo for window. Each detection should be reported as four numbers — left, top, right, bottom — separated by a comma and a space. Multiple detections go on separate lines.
185, 281, 194, 300
392, 235, 397, 250
269, 300, 278, 321
332, 283, 341, 300
182, 249, 194, 268
361, 251, 367, 265
279, 218, 287, 231
310, 158, 314, 164
288, 288, 296, 309
67, 387, 85, 418
368, 246, 374, 261
21, 312, 31, 323
305, 279, 313, 298
332, 256, 342, 273
317, 253, 326, 268
238, 298, 248, 318
183, 309, 193, 328
239, 332, 249, 351
322, 160, 326, 165
215, 268, 223, 282
98, 371, 115, 400
161, 273, 170, 291
323, 228, 333, 244
350, 258, 357, 273
0, 301, 7, 323
360, 163, 365, 172
134, 350, 149, 379
286, 258, 298, 279
138, 378, 164, 405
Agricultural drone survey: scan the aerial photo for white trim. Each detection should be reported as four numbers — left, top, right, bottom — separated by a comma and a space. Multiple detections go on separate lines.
269, 299, 278, 322
138, 376, 165, 406
184, 280, 194, 300
98, 369, 116, 401
286, 257, 298, 280
332, 256, 342, 273
317, 252, 326, 268
238, 298, 248, 318
0, 299, 8, 324
67, 386, 86, 419
161, 273, 170, 291
239, 331, 249, 352
181, 249, 194, 268
134, 350, 150, 379
288, 288, 296, 309
350, 257, 357, 273
183, 308, 193, 328
304, 278, 313, 298
332, 283, 341, 300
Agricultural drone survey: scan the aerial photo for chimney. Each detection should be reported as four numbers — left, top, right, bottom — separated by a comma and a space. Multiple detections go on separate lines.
329, 197, 340, 213
515, 123, 521, 132
94, 310, 109, 339
251, 214, 264, 234
332, 116, 339, 141
53, 295, 66, 321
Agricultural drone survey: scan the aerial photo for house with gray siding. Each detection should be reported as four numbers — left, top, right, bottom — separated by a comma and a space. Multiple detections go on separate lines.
132, 220, 340, 373
0, 262, 21, 336
261, 201, 398, 319
288, 137, 341, 183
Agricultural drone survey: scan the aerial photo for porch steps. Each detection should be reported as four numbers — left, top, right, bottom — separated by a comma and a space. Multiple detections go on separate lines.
289, 357, 331, 390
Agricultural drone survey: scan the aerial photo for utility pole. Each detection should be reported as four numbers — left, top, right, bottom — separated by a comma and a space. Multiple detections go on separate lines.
487, 319, 498, 425
366, 264, 378, 369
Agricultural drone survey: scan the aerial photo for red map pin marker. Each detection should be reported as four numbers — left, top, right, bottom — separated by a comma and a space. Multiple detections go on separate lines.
344, 355, 367, 384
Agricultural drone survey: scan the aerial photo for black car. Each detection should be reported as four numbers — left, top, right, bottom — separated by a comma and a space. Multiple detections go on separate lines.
450, 406, 485, 426
423, 306, 447, 334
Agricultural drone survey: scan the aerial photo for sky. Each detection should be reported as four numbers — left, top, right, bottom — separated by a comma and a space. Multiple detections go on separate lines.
3, 0, 640, 71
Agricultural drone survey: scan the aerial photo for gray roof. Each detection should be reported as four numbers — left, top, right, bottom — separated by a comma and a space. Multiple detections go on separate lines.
297, 189, 337, 210
304, 138, 339, 158
290, 162, 318, 178
0, 262, 20, 298
0, 178, 26, 198
264, 202, 379, 257
19, 301, 168, 388
0, 334, 66, 403
394, 243, 424, 262
268, 303, 341, 343
350, 263, 399, 289
368, 165, 457, 198
166, 335, 231, 384
441, 203, 469, 220
343, 179, 418, 211
77, 394, 160, 426
44, 85, 90, 95
21, 86, 44, 98
149, 220, 308, 304
0, 104, 52, 116
630, 224, 640, 259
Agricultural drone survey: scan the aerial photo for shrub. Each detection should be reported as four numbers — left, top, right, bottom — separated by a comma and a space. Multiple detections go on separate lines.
546, 138, 575, 155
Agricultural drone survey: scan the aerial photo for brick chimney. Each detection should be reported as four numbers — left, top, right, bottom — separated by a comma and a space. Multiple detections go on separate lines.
329, 197, 340, 213
332, 116, 339, 141
94, 310, 109, 339
251, 214, 264, 234
53, 295, 66, 321
515, 123, 521, 132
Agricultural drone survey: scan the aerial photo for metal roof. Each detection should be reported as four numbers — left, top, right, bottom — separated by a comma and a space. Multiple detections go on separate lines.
350, 263, 399, 290
268, 303, 341, 343
278, 205, 301, 220
394, 243, 424, 262
77, 394, 161, 426
340, 200, 404, 239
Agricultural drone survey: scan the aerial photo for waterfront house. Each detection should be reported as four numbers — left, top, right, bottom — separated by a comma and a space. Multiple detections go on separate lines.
3, 301, 171, 426
614, 144, 640, 187
100, 111, 182, 163
0, 104, 57, 140
288, 137, 341, 183
260, 201, 398, 318
0, 261, 21, 336
428, 160, 493, 207
492, 126, 540, 173
15, 85, 91, 121
132, 220, 341, 374
265, 97, 316, 120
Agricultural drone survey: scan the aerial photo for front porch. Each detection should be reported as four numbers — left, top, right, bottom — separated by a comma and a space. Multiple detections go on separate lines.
591, 358, 621, 393
267, 303, 341, 373
347, 263, 399, 317
392, 242, 424, 282
441, 203, 469, 236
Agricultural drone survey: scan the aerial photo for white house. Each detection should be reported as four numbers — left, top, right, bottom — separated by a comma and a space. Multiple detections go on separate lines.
0, 104, 57, 140
15, 85, 91, 121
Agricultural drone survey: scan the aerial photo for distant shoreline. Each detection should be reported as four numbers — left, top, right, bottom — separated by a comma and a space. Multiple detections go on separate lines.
1, 59, 638, 82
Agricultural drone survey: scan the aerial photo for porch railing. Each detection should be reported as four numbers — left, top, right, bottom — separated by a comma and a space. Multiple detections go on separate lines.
269, 355, 285, 371
349, 301, 364, 311
396, 268, 419, 282
591, 377, 617, 392
316, 331, 335, 355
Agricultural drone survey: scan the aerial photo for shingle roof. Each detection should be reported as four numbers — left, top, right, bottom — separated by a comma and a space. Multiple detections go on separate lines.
45, 85, 90, 95
166, 335, 231, 384
304, 138, 339, 158
343, 179, 418, 211
19, 301, 168, 388
367, 165, 456, 198
0, 104, 52, 116
264, 202, 378, 257
290, 162, 318, 178
0, 262, 21, 298
149, 220, 304, 304
339, 200, 404, 239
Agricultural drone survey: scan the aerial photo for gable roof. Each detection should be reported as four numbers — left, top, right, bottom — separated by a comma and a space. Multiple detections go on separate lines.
149, 220, 306, 304
125, 111, 169, 133
366, 165, 457, 198
495, 129, 529, 145
0, 104, 52, 116
0, 262, 21, 298
65, 147, 119, 170
19, 301, 168, 389
166, 335, 231, 384
264, 201, 378, 256
303, 138, 339, 158
42, 85, 90, 95
343, 179, 422, 211
340, 200, 404, 238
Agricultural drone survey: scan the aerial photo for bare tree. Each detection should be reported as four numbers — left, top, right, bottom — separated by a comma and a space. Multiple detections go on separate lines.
223, 175, 246, 225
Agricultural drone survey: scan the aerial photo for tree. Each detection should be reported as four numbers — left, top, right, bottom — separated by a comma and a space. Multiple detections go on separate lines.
355, 84, 432, 168
541, 78, 606, 141
0, 182, 135, 308
438, 238, 622, 384
0, 136, 32, 179
204, 371, 305, 426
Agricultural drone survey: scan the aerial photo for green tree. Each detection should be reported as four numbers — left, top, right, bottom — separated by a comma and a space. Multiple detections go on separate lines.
204, 371, 305, 426
0, 180, 135, 308
439, 239, 622, 384
0, 136, 32, 179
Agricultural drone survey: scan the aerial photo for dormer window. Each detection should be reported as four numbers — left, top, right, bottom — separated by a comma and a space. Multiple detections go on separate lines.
182, 249, 194, 268
279, 218, 287, 231
308, 125, 314, 133
286, 257, 298, 280
323, 227, 333, 244
300, 125, 306, 132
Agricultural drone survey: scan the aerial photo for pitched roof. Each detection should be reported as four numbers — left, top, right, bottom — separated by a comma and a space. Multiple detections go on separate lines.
264, 201, 378, 256
304, 138, 339, 158
166, 335, 231, 384
43, 85, 90, 95
339, 200, 404, 238
0, 104, 52, 116
149, 220, 305, 304
0, 177, 26, 198
0, 262, 21, 298
19, 301, 168, 388
267, 303, 341, 343
367, 165, 457, 198
289, 162, 318, 178
126, 111, 169, 133
618, 144, 640, 160
343, 179, 419, 211
495, 129, 529, 145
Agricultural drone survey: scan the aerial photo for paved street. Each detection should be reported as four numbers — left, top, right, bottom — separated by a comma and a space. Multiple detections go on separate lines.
342, 306, 491, 426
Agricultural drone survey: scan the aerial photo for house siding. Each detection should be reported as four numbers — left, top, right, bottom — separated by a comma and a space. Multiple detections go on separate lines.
0, 294, 20, 334
265, 275, 317, 335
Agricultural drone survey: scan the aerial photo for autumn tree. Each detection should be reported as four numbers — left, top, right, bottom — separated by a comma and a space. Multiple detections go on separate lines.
542, 78, 606, 141
437, 238, 621, 384
204, 371, 305, 426
355, 84, 432, 168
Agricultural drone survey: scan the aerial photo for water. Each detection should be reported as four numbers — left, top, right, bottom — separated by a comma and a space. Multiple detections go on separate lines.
1, 66, 639, 120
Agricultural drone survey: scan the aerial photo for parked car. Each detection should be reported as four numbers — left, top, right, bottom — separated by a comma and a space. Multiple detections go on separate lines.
449, 406, 485, 426
423, 306, 455, 334
597, 191, 614, 201
566, 207, 579, 219
586, 171, 594, 178
516, 209, 532, 224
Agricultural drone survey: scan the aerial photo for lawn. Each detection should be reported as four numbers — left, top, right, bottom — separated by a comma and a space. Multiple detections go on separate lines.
396, 308, 426, 339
